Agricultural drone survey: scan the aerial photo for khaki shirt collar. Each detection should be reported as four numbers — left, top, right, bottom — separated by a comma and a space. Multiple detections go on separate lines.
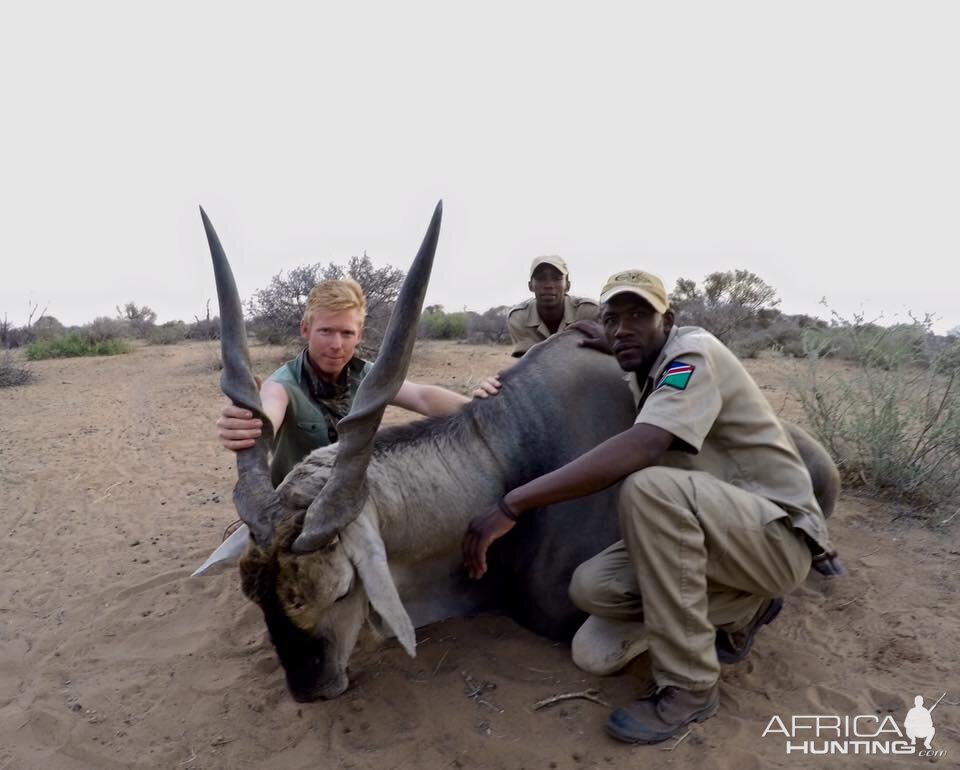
623, 325, 680, 409
527, 295, 576, 333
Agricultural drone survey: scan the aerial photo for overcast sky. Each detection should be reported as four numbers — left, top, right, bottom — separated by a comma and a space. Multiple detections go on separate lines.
2, 1, 958, 333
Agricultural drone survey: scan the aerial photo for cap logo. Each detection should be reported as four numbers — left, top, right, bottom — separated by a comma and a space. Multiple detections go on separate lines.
611, 270, 647, 283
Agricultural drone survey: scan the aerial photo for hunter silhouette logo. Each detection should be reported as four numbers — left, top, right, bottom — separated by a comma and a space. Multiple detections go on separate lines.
761, 692, 948, 758
904, 693, 942, 751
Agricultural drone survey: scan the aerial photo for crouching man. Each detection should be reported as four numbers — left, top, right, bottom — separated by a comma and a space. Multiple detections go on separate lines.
463, 269, 835, 744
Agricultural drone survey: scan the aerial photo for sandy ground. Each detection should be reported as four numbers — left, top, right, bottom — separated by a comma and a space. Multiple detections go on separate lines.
0, 340, 957, 770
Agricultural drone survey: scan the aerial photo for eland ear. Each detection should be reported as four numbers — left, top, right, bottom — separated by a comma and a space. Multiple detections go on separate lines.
340, 516, 416, 658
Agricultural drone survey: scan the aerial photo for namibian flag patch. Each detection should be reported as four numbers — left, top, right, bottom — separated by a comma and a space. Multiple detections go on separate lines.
656, 361, 695, 391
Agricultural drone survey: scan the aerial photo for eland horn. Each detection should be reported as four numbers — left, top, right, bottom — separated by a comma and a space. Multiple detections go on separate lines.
200, 206, 285, 548
291, 200, 443, 554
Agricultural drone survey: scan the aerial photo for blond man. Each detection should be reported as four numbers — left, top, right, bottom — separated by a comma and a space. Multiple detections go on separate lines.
218, 279, 479, 485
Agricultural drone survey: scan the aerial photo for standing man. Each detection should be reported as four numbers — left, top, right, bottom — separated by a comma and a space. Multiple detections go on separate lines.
463, 269, 836, 744
218, 278, 477, 485
507, 255, 598, 357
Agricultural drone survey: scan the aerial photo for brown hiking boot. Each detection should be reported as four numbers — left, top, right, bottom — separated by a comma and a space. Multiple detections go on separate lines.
715, 597, 783, 664
606, 683, 720, 744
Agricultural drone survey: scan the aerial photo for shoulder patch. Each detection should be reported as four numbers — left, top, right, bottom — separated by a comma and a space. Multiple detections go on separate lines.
656, 360, 695, 391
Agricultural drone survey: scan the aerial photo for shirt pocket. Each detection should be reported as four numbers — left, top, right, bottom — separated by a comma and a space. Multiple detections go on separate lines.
295, 419, 332, 446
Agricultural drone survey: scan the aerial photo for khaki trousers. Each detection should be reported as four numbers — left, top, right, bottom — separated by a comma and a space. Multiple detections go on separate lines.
569, 466, 812, 690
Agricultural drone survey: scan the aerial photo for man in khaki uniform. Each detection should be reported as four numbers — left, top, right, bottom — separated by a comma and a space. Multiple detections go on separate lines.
462, 270, 835, 744
507, 255, 598, 356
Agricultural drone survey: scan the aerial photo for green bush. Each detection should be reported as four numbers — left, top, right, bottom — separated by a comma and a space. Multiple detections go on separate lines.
25, 334, 132, 360
418, 309, 468, 340
797, 314, 960, 516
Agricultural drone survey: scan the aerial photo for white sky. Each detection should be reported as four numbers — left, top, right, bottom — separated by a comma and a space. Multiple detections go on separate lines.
2, 1, 958, 332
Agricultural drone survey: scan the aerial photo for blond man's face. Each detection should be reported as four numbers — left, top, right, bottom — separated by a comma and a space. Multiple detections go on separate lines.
300, 307, 363, 379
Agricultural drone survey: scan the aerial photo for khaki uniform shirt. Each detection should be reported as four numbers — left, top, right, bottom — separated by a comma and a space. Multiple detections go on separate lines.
266, 350, 372, 487
507, 295, 599, 356
627, 326, 833, 553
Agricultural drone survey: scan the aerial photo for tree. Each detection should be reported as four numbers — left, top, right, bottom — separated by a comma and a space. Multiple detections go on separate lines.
672, 278, 701, 304
702, 270, 778, 314
467, 305, 511, 344
31, 315, 65, 340
671, 269, 779, 343
1, 301, 49, 348
116, 302, 157, 338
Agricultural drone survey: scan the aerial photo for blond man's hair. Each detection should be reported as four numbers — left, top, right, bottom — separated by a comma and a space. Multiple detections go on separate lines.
303, 279, 367, 329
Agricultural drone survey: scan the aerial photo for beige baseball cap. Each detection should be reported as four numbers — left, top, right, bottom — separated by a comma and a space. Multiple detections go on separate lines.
599, 270, 670, 313
529, 255, 569, 279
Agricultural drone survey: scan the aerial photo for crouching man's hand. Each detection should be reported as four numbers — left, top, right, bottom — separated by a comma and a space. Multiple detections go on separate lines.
462, 498, 518, 579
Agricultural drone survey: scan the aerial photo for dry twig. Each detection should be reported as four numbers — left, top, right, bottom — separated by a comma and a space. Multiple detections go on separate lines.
93, 481, 122, 504
660, 728, 691, 751
830, 594, 864, 611
432, 648, 449, 677
534, 688, 611, 710
462, 672, 503, 713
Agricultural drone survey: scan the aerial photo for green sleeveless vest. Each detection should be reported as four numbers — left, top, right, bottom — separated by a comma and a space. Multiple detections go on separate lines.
267, 349, 373, 487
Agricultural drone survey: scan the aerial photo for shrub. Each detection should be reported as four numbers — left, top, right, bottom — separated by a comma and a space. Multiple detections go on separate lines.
147, 321, 187, 345
186, 316, 221, 340
797, 313, 960, 516
1, 325, 33, 348
418, 307, 468, 340
83, 316, 131, 343
116, 302, 157, 338
0, 351, 33, 387
728, 329, 772, 359
672, 270, 780, 344
766, 317, 808, 358
25, 334, 132, 360
187, 301, 220, 340
2, 304, 53, 348
467, 306, 511, 344
31, 315, 65, 340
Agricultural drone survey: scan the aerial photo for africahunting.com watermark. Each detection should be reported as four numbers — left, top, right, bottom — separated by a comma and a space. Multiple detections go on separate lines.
761, 693, 947, 758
